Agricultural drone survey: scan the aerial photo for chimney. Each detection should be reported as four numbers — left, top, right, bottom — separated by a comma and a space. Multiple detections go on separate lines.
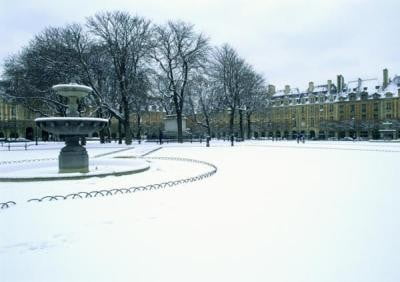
268, 84, 276, 96
337, 74, 344, 93
358, 78, 362, 92
327, 80, 332, 94
284, 85, 290, 95
308, 81, 314, 93
383, 68, 389, 89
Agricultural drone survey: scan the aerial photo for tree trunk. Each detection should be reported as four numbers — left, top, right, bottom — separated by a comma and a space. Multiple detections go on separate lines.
124, 103, 132, 145
205, 117, 211, 137
136, 112, 141, 142
229, 109, 235, 137
118, 118, 123, 144
246, 112, 252, 139
100, 129, 105, 144
239, 109, 244, 140
176, 111, 183, 143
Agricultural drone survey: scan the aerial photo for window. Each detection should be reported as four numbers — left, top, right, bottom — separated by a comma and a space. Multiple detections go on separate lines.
329, 104, 334, 112
386, 114, 392, 119
386, 102, 392, 111
11, 106, 16, 119
373, 103, 379, 111
373, 113, 379, 120
339, 105, 344, 113
350, 105, 355, 113
362, 114, 367, 120
310, 118, 314, 127
361, 104, 366, 113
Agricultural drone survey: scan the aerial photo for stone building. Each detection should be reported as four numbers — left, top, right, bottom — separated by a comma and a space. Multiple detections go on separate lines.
266, 69, 400, 140
0, 96, 36, 140
2, 68, 400, 141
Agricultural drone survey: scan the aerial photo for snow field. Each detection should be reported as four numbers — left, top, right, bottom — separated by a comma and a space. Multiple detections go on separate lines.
1, 141, 400, 282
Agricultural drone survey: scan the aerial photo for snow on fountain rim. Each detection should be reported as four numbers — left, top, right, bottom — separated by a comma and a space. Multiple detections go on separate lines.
0, 158, 150, 182
35, 117, 109, 123
52, 84, 93, 92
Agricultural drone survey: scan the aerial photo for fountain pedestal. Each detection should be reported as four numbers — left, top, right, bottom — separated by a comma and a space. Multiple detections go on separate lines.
59, 136, 89, 173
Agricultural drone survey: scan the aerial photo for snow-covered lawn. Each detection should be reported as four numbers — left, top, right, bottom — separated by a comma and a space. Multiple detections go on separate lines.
1, 140, 399, 282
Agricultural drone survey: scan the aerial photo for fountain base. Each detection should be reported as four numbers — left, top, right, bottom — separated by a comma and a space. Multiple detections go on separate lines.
59, 136, 89, 173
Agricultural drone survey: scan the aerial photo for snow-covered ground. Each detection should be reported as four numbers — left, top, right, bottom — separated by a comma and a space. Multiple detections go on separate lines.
1, 140, 400, 282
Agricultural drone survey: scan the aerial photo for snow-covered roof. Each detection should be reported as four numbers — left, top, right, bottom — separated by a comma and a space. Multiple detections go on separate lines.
271, 77, 400, 102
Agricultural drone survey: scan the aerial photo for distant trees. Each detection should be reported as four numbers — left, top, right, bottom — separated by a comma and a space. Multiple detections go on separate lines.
1, 10, 267, 143
152, 21, 209, 142
87, 11, 153, 144
210, 44, 267, 139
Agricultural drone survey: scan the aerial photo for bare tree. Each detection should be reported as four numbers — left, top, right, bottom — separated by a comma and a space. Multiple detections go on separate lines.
1, 26, 81, 116
211, 44, 246, 137
152, 20, 209, 142
187, 71, 219, 136
240, 68, 267, 139
87, 11, 153, 144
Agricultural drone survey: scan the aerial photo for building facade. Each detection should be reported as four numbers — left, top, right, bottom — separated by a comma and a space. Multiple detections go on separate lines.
0, 97, 36, 140
266, 69, 400, 140
2, 68, 400, 141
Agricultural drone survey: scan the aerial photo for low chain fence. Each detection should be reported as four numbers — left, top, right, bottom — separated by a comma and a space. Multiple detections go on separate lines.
26, 156, 217, 203
0, 158, 57, 166
242, 143, 400, 153
0, 201, 17, 209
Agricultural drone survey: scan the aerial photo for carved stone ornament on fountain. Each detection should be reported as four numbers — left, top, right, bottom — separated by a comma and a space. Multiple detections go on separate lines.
35, 83, 108, 173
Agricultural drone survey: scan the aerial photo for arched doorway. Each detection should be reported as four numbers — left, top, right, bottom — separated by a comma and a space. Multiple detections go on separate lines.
318, 131, 326, 140
0, 132, 4, 139
275, 131, 281, 138
309, 130, 316, 139
25, 127, 34, 140
92, 132, 99, 138
10, 132, 18, 139
283, 131, 289, 139
42, 131, 49, 141
372, 130, 380, 140
292, 131, 298, 139
339, 131, 345, 139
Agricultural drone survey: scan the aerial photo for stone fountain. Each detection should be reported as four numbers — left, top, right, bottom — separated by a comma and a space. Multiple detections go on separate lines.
35, 84, 108, 173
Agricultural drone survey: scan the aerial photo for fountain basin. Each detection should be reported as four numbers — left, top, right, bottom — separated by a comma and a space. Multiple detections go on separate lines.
52, 84, 93, 98
35, 117, 108, 136
0, 158, 150, 182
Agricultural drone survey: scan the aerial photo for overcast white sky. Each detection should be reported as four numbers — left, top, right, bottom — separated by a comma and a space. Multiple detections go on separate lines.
1, 0, 399, 89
